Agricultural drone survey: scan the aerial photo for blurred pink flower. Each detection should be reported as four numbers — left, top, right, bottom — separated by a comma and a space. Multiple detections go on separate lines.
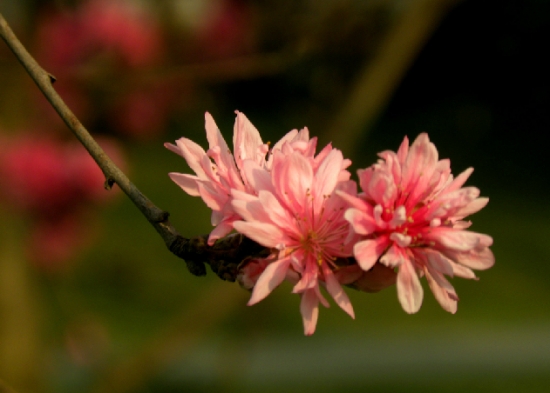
231, 139, 356, 335
33, 0, 172, 139
340, 133, 494, 314
36, 0, 163, 70
0, 133, 125, 269
28, 214, 98, 272
80, 0, 164, 68
192, 0, 257, 60
110, 83, 178, 140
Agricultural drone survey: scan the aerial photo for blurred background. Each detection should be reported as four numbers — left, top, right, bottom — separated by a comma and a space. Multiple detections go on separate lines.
0, 0, 549, 392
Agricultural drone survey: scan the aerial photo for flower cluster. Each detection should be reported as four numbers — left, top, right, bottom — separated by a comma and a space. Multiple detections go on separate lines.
0, 133, 125, 270
166, 112, 494, 335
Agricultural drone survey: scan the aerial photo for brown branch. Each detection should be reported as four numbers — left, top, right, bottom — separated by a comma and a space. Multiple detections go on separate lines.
0, 12, 266, 280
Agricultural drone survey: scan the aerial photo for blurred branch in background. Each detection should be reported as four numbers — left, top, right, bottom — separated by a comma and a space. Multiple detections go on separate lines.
0, 219, 41, 392
83, 50, 303, 91
326, 0, 461, 156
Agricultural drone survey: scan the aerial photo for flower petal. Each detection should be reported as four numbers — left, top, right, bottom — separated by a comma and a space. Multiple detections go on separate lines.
173, 139, 209, 179
313, 149, 343, 210
272, 150, 313, 212
248, 257, 291, 305
168, 172, 200, 196
397, 259, 423, 314
354, 237, 388, 271
344, 208, 376, 235
424, 267, 458, 314
453, 197, 489, 218
425, 228, 480, 251
380, 243, 407, 268
197, 181, 225, 211
233, 111, 265, 168
233, 221, 287, 248
300, 288, 320, 336
447, 247, 495, 270
444, 167, 474, 194
207, 218, 234, 245
258, 190, 294, 231
322, 262, 354, 319
242, 160, 274, 193
293, 257, 318, 293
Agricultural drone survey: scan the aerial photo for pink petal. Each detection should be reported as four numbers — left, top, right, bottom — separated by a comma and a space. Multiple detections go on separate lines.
168, 172, 200, 196
336, 190, 369, 211
354, 237, 389, 271
425, 228, 480, 251
453, 197, 489, 218
174, 137, 208, 179
300, 288, 320, 336
367, 171, 397, 207
242, 160, 274, 193
233, 111, 264, 168
396, 135, 409, 164
447, 260, 477, 280
313, 149, 343, 211
204, 113, 243, 187
164, 142, 180, 156
447, 247, 495, 270
344, 208, 376, 235
401, 133, 438, 197
293, 257, 318, 293
258, 190, 294, 231
231, 198, 270, 223
322, 263, 354, 318
424, 267, 458, 314
272, 150, 313, 211
271, 129, 298, 153
205, 113, 230, 162
443, 167, 474, 194
397, 259, 423, 314
233, 221, 287, 248
380, 243, 406, 268
423, 249, 454, 277
207, 219, 234, 245
197, 181, 225, 211
248, 257, 291, 305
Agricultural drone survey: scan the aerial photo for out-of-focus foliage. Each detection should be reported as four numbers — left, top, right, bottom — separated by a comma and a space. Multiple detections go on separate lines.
0, 0, 549, 392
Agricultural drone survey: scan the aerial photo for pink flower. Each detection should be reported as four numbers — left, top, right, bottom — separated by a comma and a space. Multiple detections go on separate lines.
340, 133, 494, 314
231, 141, 356, 335
165, 111, 268, 245
0, 132, 125, 269
80, 0, 164, 68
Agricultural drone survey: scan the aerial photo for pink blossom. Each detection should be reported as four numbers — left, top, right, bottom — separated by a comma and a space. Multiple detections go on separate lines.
340, 133, 494, 314
0, 132, 125, 269
165, 111, 269, 245
192, 0, 257, 61
80, 0, 164, 68
231, 141, 356, 335
166, 111, 332, 245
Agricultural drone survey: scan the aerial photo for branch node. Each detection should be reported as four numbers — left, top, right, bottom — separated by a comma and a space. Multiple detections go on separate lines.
153, 210, 170, 223
185, 260, 207, 276
48, 73, 57, 83
104, 177, 115, 190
